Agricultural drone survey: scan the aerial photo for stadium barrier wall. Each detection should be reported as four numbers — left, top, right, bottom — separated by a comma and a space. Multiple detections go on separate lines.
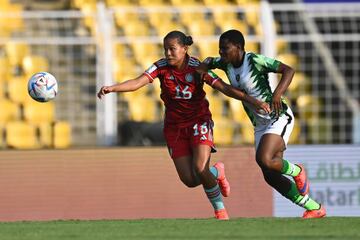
275, 145, 360, 217
0, 147, 271, 221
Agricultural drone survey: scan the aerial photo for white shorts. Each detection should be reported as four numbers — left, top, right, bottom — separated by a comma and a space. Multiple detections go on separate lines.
254, 108, 294, 150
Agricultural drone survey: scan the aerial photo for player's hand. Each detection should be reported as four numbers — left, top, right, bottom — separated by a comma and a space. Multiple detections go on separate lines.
195, 63, 209, 75
255, 100, 271, 115
97, 86, 112, 99
271, 94, 282, 117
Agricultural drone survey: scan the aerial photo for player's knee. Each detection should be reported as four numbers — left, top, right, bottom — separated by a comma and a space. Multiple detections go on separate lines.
256, 153, 273, 170
179, 176, 198, 188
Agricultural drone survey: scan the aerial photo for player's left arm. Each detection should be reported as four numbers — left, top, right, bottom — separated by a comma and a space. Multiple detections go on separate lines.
213, 79, 271, 114
272, 62, 295, 115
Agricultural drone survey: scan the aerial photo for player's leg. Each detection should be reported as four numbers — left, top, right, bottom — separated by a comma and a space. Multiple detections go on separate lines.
164, 126, 201, 187
256, 109, 308, 195
256, 135, 325, 218
192, 144, 228, 220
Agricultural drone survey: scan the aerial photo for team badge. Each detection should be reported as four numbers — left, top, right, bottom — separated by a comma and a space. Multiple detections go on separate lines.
168, 75, 175, 80
185, 73, 193, 82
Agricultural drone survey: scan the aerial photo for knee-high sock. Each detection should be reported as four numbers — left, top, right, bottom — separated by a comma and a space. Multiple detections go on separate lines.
262, 168, 320, 210
204, 184, 224, 210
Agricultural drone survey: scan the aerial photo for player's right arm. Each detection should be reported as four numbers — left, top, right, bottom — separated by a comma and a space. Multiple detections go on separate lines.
97, 74, 150, 99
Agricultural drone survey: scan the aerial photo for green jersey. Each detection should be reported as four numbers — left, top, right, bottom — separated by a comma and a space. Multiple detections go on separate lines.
207, 52, 288, 126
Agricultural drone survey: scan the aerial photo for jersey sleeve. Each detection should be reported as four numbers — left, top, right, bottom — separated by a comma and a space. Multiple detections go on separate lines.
251, 53, 281, 73
144, 59, 167, 83
204, 57, 227, 71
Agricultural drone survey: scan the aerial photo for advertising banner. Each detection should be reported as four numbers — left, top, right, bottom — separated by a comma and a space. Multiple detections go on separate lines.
274, 145, 360, 217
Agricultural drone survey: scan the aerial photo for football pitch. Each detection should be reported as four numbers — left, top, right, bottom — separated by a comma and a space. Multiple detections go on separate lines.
0, 217, 359, 240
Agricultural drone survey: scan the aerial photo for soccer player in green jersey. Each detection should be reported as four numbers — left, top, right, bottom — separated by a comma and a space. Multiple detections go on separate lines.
199, 29, 326, 218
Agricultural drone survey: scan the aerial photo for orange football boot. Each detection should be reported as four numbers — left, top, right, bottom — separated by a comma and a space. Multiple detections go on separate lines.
293, 164, 309, 196
213, 162, 230, 197
303, 205, 326, 219
215, 208, 229, 220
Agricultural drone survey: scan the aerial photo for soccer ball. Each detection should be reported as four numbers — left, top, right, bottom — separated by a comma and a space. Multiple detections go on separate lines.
28, 72, 58, 102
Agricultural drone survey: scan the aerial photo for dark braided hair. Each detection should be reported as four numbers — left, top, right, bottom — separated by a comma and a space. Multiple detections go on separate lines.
164, 30, 193, 46
220, 29, 245, 50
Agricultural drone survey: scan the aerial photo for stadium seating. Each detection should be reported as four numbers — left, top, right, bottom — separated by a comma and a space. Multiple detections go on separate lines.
5, 42, 30, 74
54, 121, 72, 148
0, 56, 11, 83
7, 76, 33, 104
127, 95, 162, 122
5, 121, 40, 149
23, 101, 55, 125
296, 94, 322, 120
212, 116, 235, 146
0, 99, 19, 124
22, 55, 50, 79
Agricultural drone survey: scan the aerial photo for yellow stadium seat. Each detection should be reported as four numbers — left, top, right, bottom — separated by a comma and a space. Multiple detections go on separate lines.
0, 99, 19, 124
73, 0, 97, 9
5, 42, 30, 68
179, 11, 206, 26
7, 76, 33, 104
130, 42, 160, 62
5, 121, 40, 149
113, 57, 138, 82
296, 94, 322, 120
153, 20, 185, 38
277, 53, 299, 69
276, 38, 289, 54
239, 121, 254, 145
23, 101, 55, 125
229, 98, 249, 123
138, 0, 166, 6
147, 11, 174, 27
127, 96, 162, 122
245, 42, 259, 53
170, 0, 201, 6
197, 41, 219, 59
106, 0, 134, 7
204, 0, 232, 6
306, 117, 331, 144
121, 19, 150, 37
185, 19, 216, 36
213, 116, 235, 146
114, 8, 140, 28
0, 57, 11, 82
0, 3, 24, 32
207, 94, 231, 120
38, 122, 53, 147
219, 19, 248, 35
288, 120, 301, 144
287, 72, 311, 100
22, 55, 50, 78
80, 2, 97, 35
54, 121, 72, 148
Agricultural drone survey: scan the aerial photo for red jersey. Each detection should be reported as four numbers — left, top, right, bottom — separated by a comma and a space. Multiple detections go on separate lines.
144, 56, 219, 128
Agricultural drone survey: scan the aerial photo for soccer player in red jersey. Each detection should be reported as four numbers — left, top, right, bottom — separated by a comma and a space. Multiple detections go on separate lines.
97, 30, 270, 220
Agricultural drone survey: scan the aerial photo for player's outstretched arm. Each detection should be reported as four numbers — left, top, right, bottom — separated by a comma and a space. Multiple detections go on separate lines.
213, 80, 271, 114
97, 74, 150, 99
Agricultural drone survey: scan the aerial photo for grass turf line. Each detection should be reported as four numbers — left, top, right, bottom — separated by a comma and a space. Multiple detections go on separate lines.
0, 217, 359, 240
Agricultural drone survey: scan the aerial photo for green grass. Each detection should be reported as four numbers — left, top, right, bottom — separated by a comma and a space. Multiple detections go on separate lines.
0, 217, 359, 240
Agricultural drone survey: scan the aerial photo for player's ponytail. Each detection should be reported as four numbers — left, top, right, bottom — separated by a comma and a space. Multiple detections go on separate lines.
164, 30, 193, 46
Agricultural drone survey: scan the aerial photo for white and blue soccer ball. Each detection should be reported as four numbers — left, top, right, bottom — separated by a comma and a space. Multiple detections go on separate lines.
28, 72, 58, 102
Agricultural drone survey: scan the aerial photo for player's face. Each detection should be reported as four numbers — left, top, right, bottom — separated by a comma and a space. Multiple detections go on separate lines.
163, 38, 187, 67
219, 39, 243, 65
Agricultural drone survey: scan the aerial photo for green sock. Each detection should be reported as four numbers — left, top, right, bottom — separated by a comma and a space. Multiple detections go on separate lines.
281, 159, 301, 177
285, 182, 320, 210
